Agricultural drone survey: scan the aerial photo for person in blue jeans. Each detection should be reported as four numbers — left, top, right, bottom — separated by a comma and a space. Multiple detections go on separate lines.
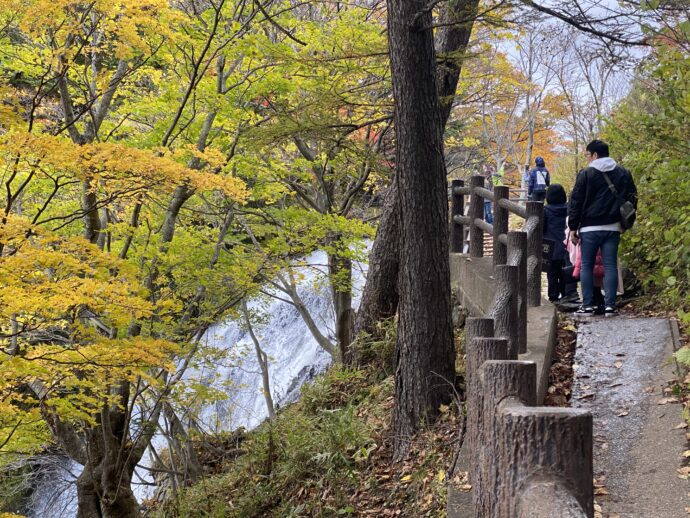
567, 139, 637, 316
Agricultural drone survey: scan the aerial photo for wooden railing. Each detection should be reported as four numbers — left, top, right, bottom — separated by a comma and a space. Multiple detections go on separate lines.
450, 176, 544, 308
464, 319, 593, 517
451, 178, 594, 517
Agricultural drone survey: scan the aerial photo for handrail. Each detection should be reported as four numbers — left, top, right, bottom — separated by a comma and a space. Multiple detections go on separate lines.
455, 176, 590, 518
464, 326, 594, 518
498, 197, 527, 219
450, 176, 543, 308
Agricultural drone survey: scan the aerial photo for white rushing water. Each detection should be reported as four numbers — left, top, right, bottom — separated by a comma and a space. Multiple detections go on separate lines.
26, 251, 366, 517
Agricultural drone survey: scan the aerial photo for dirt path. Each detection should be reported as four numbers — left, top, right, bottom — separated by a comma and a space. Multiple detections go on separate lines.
572, 316, 688, 518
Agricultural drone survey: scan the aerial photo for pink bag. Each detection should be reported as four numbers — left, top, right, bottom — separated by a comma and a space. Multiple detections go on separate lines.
571, 241, 604, 279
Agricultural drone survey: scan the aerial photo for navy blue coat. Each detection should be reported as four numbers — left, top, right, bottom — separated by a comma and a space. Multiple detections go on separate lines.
528, 167, 550, 195
543, 203, 568, 261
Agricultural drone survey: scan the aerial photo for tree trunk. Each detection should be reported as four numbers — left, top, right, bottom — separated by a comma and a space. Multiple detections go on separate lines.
75, 436, 141, 518
352, 0, 478, 348
435, 0, 479, 129
243, 302, 276, 420
351, 183, 400, 348
388, 0, 456, 459
328, 249, 354, 362
76, 468, 102, 518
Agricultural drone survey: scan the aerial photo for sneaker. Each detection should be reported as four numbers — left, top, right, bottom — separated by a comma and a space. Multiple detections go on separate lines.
561, 293, 581, 304
604, 306, 618, 316
575, 307, 595, 316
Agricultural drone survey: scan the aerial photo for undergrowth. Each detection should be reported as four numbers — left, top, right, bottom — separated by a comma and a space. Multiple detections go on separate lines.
150, 318, 458, 517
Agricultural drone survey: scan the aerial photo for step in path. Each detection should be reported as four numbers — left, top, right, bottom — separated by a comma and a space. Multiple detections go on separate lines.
572, 316, 688, 517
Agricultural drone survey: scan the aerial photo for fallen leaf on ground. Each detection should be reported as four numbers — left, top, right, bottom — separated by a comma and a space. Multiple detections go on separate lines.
673, 423, 688, 429
658, 397, 680, 405
614, 360, 623, 369
617, 410, 629, 417
594, 487, 609, 495
644, 386, 655, 393
677, 467, 690, 479
683, 450, 690, 458
459, 484, 472, 491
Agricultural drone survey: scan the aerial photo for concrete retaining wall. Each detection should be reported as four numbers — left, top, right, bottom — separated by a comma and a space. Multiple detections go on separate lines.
450, 253, 557, 404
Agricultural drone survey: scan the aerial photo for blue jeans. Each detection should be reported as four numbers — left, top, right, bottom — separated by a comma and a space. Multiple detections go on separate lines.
484, 200, 493, 224
580, 231, 620, 308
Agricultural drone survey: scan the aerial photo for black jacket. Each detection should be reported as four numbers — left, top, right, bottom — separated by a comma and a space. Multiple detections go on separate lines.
568, 164, 637, 230
544, 203, 568, 261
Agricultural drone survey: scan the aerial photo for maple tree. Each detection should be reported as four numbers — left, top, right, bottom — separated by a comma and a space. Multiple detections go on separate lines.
0, 0, 392, 514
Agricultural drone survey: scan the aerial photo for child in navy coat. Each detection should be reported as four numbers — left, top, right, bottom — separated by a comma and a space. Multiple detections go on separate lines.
543, 184, 568, 302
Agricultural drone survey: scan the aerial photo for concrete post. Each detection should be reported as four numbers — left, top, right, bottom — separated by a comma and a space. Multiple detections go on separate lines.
466, 337, 507, 514
526, 201, 544, 307
469, 175, 484, 258
507, 231, 528, 354
490, 265, 519, 359
451, 179, 464, 253
479, 360, 537, 517
493, 185, 509, 266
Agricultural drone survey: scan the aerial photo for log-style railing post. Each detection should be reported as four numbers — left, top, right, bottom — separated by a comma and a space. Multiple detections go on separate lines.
501, 407, 592, 518
469, 175, 485, 257
480, 360, 594, 518
492, 185, 509, 266
466, 337, 507, 514
464, 318, 495, 460
490, 265, 519, 359
525, 201, 544, 307
451, 179, 465, 253
479, 361, 538, 517
507, 231, 528, 354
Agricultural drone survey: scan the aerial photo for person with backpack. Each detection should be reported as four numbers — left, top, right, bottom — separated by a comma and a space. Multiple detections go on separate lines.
528, 156, 550, 202
568, 139, 637, 316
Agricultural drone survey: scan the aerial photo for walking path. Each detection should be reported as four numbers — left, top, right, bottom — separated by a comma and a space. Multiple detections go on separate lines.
571, 316, 688, 517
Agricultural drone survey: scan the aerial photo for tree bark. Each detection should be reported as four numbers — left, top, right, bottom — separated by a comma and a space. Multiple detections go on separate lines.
243, 302, 276, 420
388, 0, 456, 458
328, 248, 354, 362
352, 0, 478, 346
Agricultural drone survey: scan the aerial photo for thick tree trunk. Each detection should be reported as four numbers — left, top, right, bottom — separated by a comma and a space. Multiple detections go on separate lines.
435, 0, 479, 129
351, 183, 400, 346
352, 0, 478, 347
75, 439, 141, 518
83, 181, 101, 244
388, 0, 456, 458
76, 468, 102, 518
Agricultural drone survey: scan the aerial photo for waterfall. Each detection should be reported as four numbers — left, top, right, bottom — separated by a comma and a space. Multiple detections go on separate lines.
25, 251, 365, 517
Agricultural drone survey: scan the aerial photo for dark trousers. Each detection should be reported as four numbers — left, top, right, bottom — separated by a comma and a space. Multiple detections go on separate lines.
547, 259, 565, 301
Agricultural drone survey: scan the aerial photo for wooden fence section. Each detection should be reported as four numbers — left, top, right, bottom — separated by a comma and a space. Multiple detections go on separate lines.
452, 177, 594, 517
465, 321, 594, 518
450, 176, 544, 308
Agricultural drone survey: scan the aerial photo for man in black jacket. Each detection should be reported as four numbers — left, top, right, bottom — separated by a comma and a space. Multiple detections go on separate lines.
568, 140, 637, 316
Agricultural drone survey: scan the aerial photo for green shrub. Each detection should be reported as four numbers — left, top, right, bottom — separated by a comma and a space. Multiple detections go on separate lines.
603, 43, 690, 321
154, 368, 377, 518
